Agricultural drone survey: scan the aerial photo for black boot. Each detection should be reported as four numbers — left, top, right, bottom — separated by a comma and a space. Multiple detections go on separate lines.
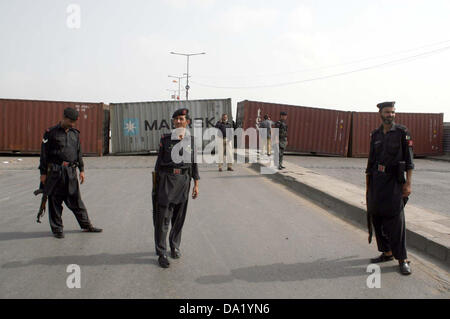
370, 253, 393, 263
53, 232, 65, 239
399, 260, 411, 275
158, 255, 170, 268
171, 249, 181, 259
83, 226, 103, 233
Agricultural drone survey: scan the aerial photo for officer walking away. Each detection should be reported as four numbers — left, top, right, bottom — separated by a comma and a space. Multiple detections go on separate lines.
366, 101, 414, 275
215, 113, 235, 171
274, 111, 288, 170
258, 114, 273, 156
153, 108, 200, 268
39, 107, 102, 239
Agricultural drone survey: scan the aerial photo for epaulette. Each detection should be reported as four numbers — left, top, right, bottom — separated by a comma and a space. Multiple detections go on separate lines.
395, 124, 408, 132
46, 125, 59, 133
370, 127, 380, 137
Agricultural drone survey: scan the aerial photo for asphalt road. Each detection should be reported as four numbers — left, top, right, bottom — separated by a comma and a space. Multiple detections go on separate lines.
0, 156, 449, 298
284, 155, 450, 217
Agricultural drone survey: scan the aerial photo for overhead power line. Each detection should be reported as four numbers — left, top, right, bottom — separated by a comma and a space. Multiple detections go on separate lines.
191, 44, 450, 89
194, 39, 450, 80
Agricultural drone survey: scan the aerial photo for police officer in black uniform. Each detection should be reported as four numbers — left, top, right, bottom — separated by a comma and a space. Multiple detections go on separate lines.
274, 111, 288, 170
366, 101, 414, 275
153, 108, 200, 268
39, 107, 102, 238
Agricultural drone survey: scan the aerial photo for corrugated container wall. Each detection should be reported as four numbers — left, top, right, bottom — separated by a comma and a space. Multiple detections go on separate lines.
350, 112, 444, 157
236, 100, 352, 156
0, 99, 108, 156
110, 98, 232, 154
443, 122, 450, 154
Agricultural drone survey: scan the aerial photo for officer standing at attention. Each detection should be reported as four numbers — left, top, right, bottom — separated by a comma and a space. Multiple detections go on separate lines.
366, 101, 414, 275
274, 111, 288, 170
39, 107, 102, 238
154, 108, 200, 268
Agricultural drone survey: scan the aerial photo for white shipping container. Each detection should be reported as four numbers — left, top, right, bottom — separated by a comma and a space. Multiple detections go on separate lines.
110, 98, 232, 154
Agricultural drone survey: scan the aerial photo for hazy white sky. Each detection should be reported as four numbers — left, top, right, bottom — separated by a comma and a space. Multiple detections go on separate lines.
1, 0, 449, 120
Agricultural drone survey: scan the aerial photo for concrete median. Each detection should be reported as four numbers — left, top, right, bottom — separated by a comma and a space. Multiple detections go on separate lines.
249, 159, 450, 268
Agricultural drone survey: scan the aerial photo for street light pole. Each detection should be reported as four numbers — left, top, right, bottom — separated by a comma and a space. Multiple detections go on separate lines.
170, 51, 205, 100
168, 74, 187, 99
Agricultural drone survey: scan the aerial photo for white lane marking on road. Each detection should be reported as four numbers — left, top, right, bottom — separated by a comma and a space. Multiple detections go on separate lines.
0, 197, 10, 202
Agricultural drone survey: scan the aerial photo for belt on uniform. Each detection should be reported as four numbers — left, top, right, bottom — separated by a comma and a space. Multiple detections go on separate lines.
51, 161, 78, 168
375, 164, 397, 174
159, 167, 190, 175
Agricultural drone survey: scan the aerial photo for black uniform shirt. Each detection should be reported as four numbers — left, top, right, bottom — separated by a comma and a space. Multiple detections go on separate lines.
39, 123, 84, 174
274, 120, 288, 140
155, 133, 200, 181
215, 120, 235, 139
366, 123, 414, 175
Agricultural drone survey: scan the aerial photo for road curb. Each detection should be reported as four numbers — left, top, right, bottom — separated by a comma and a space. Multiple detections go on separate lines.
249, 161, 450, 268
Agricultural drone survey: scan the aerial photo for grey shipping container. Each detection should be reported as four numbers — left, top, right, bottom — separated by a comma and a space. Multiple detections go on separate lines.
110, 98, 232, 154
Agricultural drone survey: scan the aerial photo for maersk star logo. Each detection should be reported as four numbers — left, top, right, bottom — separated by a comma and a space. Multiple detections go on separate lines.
124, 119, 139, 136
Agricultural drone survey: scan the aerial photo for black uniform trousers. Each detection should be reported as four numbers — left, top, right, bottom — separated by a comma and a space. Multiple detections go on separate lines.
154, 200, 189, 256
273, 144, 285, 167
47, 168, 91, 233
372, 209, 407, 260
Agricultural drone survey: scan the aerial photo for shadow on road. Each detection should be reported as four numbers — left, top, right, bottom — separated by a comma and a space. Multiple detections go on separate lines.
195, 256, 397, 284
0, 230, 80, 241
2, 252, 159, 268
211, 174, 264, 179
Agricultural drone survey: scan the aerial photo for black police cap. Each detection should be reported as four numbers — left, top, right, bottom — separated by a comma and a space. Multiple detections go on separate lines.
377, 101, 395, 110
63, 107, 79, 120
280, 111, 287, 116
172, 108, 190, 119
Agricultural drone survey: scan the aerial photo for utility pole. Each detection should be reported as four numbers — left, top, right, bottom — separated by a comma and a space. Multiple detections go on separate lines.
170, 51, 206, 100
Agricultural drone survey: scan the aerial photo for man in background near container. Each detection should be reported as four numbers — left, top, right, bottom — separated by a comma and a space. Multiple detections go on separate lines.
153, 108, 200, 268
258, 114, 273, 156
39, 107, 102, 239
274, 111, 288, 170
215, 113, 235, 172
366, 101, 414, 275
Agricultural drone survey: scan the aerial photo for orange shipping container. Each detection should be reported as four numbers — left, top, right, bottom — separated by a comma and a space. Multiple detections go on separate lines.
350, 112, 444, 157
236, 100, 352, 156
0, 98, 108, 156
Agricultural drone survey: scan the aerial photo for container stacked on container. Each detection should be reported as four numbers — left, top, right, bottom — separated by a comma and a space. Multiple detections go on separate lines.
110, 98, 232, 154
236, 100, 352, 156
0, 98, 109, 156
